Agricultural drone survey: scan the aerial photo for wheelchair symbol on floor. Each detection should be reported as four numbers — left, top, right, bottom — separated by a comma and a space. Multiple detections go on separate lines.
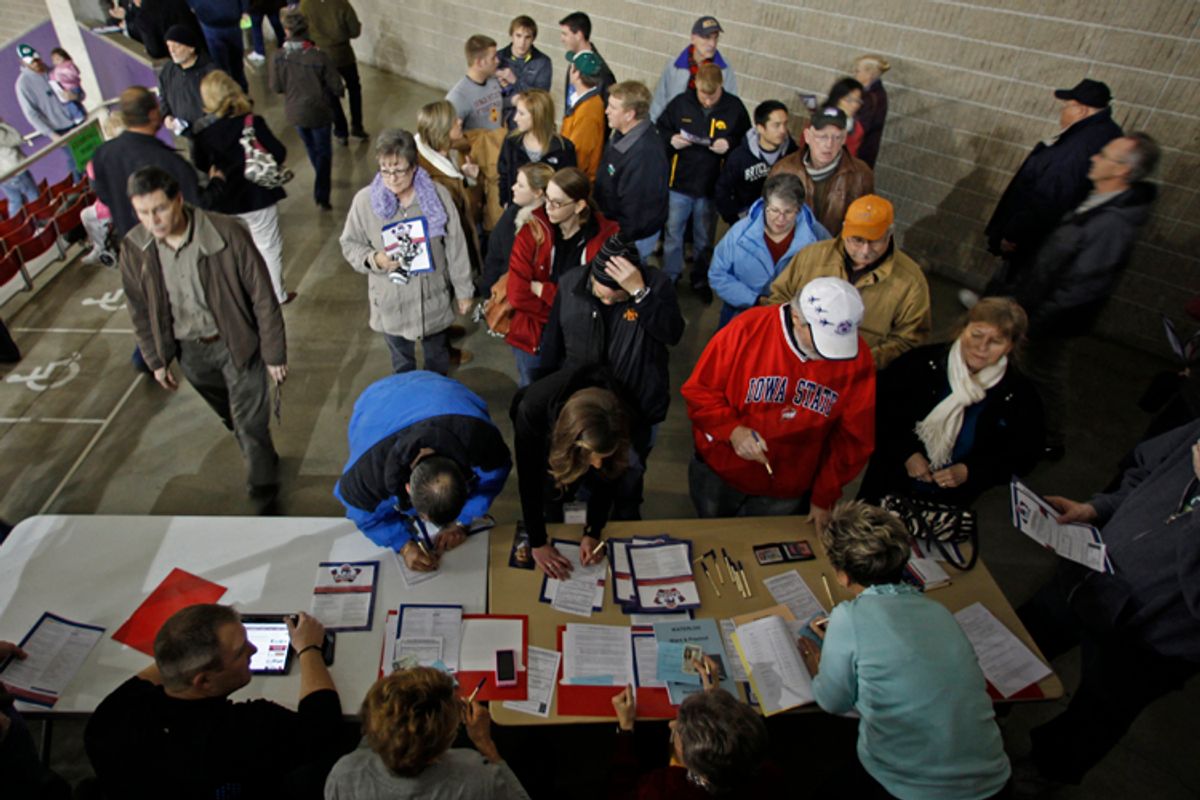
82, 289, 126, 311
5, 352, 83, 392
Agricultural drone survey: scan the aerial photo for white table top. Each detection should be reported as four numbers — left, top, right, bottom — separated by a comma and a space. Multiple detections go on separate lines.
0, 515, 489, 715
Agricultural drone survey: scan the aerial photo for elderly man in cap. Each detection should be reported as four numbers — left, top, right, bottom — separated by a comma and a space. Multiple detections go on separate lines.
14, 44, 80, 178
683, 276, 875, 528
649, 15, 739, 121
769, 107, 874, 236
561, 50, 607, 179
768, 194, 930, 369
966, 78, 1123, 306
538, 234, 684, 446
156, 25, 217, 141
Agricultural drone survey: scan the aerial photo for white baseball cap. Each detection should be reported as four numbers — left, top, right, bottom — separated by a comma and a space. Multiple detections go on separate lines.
794, 277, 864, 360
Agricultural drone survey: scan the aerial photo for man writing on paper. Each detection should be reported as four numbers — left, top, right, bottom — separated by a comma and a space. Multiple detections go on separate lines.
85, 606, 352, 799
335, 372, 511, 571
682, 277, 875, 528
1017, 419, 1200, 788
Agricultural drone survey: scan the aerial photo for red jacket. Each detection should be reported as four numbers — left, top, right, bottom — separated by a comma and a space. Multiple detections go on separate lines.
681, 304, 875, 506
505, 208, 619, 354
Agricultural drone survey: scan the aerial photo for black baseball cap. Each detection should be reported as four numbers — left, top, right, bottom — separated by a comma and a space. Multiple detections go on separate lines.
810, 106, 848, 131
1054, 79, 1112, 108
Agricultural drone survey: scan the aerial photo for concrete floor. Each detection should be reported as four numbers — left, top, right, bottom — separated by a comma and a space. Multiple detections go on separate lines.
1, 61, 1197, 799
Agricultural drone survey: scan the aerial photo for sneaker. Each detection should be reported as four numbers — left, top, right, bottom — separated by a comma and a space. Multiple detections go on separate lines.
958, 289, 980, 309
351, 129, 370, 141
246, 51, 266, 65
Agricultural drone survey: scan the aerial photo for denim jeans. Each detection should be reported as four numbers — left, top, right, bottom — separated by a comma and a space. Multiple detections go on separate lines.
330, 62, 365, 137
663, 191, 714, 285
512, 345, 541, 388
249, 10, 284, 55
296, 125, 332, 205
199, 23, 247, 90
634, 234, 658, 264
385, 329, 451, 374
687, 454, 809, 518
1, 170, 39, 211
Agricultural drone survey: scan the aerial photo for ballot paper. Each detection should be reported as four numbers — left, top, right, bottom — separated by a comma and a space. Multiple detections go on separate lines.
310, 561, 378, 631
731, 614, 814, 715
562, 623, 634, 686
1011, 479, 1111, 573
0, 613, 104, 707
763, 570, 827, 620
380, 610, 398, 676
718, 619, 750, 683
628, 541, 700, 611
395, 637, 443, 666
503, 647, 561, 718
955, 602, 1052, 698
631, 632, 665, 687
398, 605, 463, 672
542, 540, 606, 616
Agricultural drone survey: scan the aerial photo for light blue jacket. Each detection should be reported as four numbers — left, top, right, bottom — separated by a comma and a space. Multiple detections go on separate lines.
708, 197, 829, 314
812, 584, 1011, 800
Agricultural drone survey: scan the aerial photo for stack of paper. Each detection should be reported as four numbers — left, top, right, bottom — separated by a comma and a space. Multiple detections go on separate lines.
731, 614, 815, 716
904, 557, 952, 590
608, 536, 700, 614
762, 571, 826, 620
954, 602, 1052, 697
396, 604, 463, 671
540, 539, 607, 617
561, 623, 634, 686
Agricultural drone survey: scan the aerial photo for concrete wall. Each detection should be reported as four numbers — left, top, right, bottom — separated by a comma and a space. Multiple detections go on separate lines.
355, 0, 1200, 352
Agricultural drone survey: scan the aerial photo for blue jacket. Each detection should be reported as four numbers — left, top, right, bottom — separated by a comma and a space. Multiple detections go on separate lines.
334, 372, 511, 550
708, 197, 829, 315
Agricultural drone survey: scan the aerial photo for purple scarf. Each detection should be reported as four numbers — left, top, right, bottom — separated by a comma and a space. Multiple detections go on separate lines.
369, 166, 448, 238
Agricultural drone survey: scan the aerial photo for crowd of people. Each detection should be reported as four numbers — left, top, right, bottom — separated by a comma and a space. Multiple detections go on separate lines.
1, 6, 1192, 800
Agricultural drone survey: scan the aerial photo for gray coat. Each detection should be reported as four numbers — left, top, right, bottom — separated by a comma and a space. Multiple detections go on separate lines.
340, 181, 472, 340
649, 46, 739, 122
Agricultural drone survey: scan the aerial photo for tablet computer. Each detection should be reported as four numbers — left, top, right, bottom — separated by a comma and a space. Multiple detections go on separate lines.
241, 615, 293, 675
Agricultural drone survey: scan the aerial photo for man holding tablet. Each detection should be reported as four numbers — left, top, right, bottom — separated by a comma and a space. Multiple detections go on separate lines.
85, 605, 352, 799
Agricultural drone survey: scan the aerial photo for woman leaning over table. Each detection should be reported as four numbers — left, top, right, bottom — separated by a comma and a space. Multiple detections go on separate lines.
340, 129, 474, 375
857, 296, 1043, 507
324, 667, 530, 800
506, 167, 617, 387
800, 501, 1011, 800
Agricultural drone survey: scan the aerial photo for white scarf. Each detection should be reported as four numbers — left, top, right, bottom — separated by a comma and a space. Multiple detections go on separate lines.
914, 339, 1007, 468
414, 133, 465, 181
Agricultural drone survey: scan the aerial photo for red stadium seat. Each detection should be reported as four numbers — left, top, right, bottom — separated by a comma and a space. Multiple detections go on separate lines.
0, 210, 28, 239
0, 248, 32, 291
12, 221, 64, 265
53, 196, 87, 239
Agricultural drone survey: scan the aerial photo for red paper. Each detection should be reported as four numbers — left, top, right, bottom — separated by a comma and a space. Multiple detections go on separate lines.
456, 614, 529, 702
112, 568, 227, 655
986, 680, 1045, 702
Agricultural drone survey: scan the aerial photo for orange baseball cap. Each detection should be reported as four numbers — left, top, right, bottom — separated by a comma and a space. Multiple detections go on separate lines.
841, 194, 894, 241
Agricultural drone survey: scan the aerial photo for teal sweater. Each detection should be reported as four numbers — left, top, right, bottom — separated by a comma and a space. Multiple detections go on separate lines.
812, 584, 1010, 800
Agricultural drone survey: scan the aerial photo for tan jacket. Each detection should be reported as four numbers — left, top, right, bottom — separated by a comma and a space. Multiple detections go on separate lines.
419, 152, 482, 272
768, 238, 931, 369
120, 207, 287, 371
768, 146, 874, 236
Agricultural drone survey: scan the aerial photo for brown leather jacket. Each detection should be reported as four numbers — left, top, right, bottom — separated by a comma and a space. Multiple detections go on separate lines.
769, 146, 875, 236
120, 207, 287, 371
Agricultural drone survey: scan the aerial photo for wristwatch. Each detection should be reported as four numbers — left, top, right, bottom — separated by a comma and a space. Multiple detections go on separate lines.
631, 285, 651, 304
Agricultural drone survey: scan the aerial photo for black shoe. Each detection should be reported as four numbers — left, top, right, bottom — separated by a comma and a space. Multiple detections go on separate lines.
1042, 444, 1065, 462
248, 482, 280, 501
693, 284, 713, 305
351, 129, 370, 141
316, 200, 332, 211
447, 324, 466, 339
335, 135, 348, 146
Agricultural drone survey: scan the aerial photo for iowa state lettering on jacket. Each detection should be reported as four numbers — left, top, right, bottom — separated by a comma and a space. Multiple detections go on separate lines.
744, 375, 839, 417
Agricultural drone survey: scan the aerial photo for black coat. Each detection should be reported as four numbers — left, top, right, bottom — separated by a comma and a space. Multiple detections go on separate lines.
856, 80, 887, 169
156, 54, 217, 131
496, 133, 576, 207
593, 120, 670, 242
859, 342, 1044, 507
714, 131, 796, 223
91, 130, 225, 237
1014, 182, 1156, 338
655, 88, 751, 199
537, 262, 683, 425
985, 108, 1122, 257
510, 365, 649, 547
125, 0, 204, 60
192, 114, 288, 215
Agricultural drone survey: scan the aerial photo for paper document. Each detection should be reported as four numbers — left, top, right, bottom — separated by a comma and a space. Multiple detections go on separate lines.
763, 570, 827, 620
732, 615, 814, 715
543, 541, 606, 615
392, 548, 439, 588
955, 602, 1051, 698
380, 610, 398, 676
1011, 479, 1110, 572
310, 561, 378, 631
503, 646, 561, 718
628, 542, 700, 611
459, 617, 525, 671
398, 605, 463, 672
632, 633, 664, 687
562, 624, 633, 685
718, 619, 750, 683
1, 613, 104, 707
395, 637, 443, 666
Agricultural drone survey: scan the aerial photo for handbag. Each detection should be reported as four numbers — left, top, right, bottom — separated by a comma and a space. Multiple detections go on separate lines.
240, 115, 293, 189
879, 494, 979, 571
483, 271, 513, 337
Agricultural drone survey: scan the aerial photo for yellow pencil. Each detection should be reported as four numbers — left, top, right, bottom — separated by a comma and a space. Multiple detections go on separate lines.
822, 573, 835, 610
591, 539, 607, 556
699, 561, 721, 597
467, 676, 487, 704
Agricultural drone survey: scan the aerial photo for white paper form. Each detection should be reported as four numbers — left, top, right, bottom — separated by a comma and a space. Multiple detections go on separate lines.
503, 646, 561, 718
0, 613, 104, 707
380, 610, 399, 676
310, 561, 378, 631
631, 633, 665, 687
718, 619, 750, 683
544, 542, 606, 615
459, 618, 524, 671
562, 624, 633, 685
395, 637, 443, 666
954, 602, 1052, 698
398, 605, 463, 672
629, 543, 700, 611
732, 615, 814, 715
763, 570, 827, 621
1011, 479, 1109, 572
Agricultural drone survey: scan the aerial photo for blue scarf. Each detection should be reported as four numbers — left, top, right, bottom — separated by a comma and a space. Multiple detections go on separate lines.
369, 166, 447, 238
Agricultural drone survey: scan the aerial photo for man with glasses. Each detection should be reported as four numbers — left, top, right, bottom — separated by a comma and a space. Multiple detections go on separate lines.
769, 107, 874, 236
767, 194, 929, 369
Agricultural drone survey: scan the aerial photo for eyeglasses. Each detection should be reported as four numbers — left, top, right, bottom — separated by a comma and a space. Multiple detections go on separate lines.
764, 205, 798, 218
545, 196, 575, 209
809, 132, 844, 144
379, 164, 415, 178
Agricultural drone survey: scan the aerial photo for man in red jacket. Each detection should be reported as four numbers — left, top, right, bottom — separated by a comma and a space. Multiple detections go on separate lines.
682, 276, 874, 530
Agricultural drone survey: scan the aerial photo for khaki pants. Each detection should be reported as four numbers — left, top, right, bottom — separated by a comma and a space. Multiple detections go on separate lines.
464, 127, 507, 232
